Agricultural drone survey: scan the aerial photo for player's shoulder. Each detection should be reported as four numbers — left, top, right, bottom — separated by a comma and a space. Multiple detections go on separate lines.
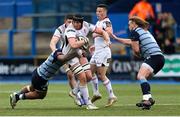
103, 17, 111, 22
65, 24, 76, 33
102, 17, 112, 27
83, 21, 94, 28
58, 24, 66, 29
57, 24, 66, 33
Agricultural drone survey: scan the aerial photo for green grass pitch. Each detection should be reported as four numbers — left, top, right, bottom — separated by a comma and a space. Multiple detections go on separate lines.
0, 82, 180, 116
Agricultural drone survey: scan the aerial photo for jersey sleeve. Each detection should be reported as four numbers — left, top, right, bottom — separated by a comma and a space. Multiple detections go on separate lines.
130, 30, 140, 41
102, 20, 112, 30
53, 28, 62, 38
88, 23, 96, 32
65, 28, 76, 38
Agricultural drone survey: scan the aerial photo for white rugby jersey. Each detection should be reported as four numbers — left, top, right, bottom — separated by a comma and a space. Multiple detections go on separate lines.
62, 21, 96, 54
53, 24, 67, 49
93, 17, 112, 50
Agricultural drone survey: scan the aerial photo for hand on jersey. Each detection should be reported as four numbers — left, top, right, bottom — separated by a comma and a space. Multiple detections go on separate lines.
89, 45, 95, 56
52, 49, 63, 63
77, 36, 89, 50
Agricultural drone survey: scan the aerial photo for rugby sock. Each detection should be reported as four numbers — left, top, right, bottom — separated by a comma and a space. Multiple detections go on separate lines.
79, 85, 91, 105
72, 86, 79, 95
139, 79, 152, 100
103, 79, 115, 98
19, 93, 26, 100
91, 75, 100, 95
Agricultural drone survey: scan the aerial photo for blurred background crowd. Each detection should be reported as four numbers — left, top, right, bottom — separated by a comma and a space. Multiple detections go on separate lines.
0, 0, 180, 80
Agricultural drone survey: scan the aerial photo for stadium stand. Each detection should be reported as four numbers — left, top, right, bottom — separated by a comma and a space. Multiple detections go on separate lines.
0, 0, 180, 81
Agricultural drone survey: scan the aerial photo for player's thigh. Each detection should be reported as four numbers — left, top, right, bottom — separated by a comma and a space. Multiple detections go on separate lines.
97, 66, 108, 80
90, 64, 97, 75
137, 64, 152, 80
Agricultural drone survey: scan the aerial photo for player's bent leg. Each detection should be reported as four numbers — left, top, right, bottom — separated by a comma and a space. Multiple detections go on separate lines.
97, 67, 117, 107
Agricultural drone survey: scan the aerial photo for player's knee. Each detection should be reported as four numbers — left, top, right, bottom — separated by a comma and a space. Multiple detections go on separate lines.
77, 73, 87, 84
67, 72, 74, 80
137, 74, 146, 80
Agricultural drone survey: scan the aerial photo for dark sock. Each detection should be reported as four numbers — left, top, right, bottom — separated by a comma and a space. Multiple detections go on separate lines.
140, 82, 151, 95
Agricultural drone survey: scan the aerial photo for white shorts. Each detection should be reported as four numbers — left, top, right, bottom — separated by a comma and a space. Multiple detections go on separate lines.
90, 47, 111, 67
67, 57, 80, 66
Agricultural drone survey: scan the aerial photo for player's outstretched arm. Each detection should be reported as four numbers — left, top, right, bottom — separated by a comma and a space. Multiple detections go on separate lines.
110, 33, 132, 45
56, 49, 82, 64
50, 36, 60, 51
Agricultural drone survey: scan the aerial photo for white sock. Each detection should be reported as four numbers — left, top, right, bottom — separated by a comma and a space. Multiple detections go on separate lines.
79, 85, 91, 105
103, 79, 115, 98
19, 94, 24, 100
91, 75, 100, 95
143, 94, 152, 100
72, 85, 79, 95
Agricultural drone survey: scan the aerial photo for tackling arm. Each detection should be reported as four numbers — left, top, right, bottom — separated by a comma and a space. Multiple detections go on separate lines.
110, 33, 132, 45
50, 36, 60, 51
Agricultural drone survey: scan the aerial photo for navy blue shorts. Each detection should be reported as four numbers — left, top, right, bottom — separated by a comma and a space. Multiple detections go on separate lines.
31, 69, 49, 92
144, 55, 165, 74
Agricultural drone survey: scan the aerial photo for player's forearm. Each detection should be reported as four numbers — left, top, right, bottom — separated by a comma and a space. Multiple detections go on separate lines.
116, 38, 132, 45
102, 30, 110, 42
57, 51, 78, 63
71, 40, 85, 48
50, 37, 59, 51
133, 51, 141, 58
50, 43, 57, 51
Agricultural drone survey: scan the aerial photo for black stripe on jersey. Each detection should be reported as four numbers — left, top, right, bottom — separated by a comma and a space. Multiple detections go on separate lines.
136, 28, 143, 32
141, 42, 157, 48
45, 62, 57, 71
57, 28, 62, 34
149, 51, 162, 55
64, 36, 69, 47
39, 70, 48, 78
50, 55, 62, 66
142, 47, 161, 55
140, 37, 151, 42
67, 29, 75, 33
42, 66, 54, 75
48, 58, 53, 63
139, 32, 148, 37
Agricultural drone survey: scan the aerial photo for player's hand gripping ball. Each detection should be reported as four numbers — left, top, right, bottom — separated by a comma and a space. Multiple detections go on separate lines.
77, 36, 89, 50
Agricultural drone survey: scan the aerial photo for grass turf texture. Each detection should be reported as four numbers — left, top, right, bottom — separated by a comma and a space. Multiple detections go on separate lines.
0, 83, 180, 116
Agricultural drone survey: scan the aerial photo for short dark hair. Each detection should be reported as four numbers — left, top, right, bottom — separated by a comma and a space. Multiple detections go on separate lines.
97, 4, 108, 10
65, 14, 74, 20
73, 14, 84, 23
